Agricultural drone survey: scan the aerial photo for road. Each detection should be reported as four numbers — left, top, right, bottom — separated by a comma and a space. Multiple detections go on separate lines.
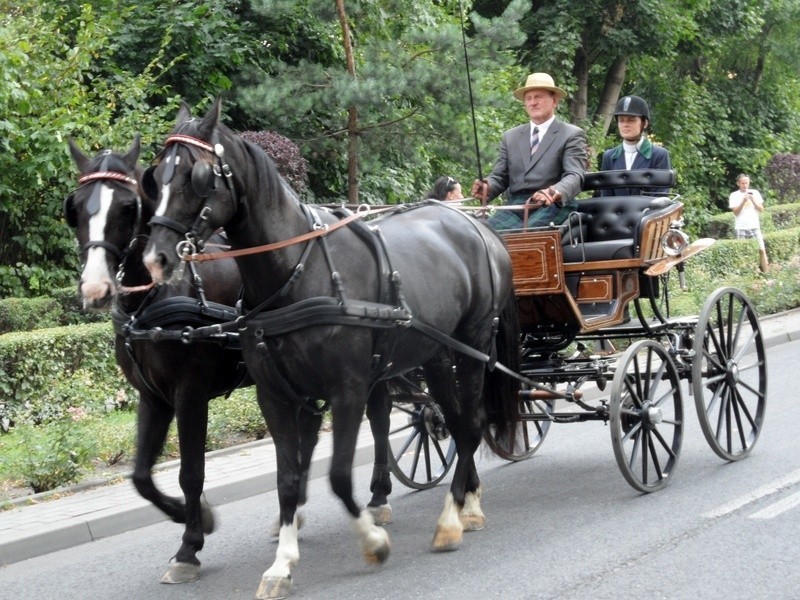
1, 340, 798, 600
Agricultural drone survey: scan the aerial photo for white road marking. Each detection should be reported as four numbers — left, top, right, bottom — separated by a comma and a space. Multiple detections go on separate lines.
702, 467, 800, 519
748, 490, 800, 520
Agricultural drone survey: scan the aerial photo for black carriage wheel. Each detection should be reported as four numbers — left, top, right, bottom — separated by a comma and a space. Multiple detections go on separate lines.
691, 287, 767, 461
610, 339, 683, 493
388, 388, 456, 490
483, 395, 552, 462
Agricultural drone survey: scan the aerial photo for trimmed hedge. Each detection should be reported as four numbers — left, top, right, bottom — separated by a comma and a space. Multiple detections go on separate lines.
0, 287, 105, 334
0, 323, 135, 431
703, 203, 800, 240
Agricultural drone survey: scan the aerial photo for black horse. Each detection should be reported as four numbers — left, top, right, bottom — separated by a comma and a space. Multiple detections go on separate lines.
64, 137, 250, 583
142, 99, 520, 599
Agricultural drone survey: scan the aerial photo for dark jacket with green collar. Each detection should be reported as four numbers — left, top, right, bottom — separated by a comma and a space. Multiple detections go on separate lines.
599, 137, 672, 196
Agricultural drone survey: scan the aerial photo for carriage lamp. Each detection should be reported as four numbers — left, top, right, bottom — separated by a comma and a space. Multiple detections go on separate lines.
660, 229, 690, 256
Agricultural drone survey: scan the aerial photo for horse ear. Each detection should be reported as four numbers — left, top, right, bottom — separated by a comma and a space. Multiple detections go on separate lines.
197, 97, 222, 139
63, 192, 78, 228
68, 138, 90, 173
142, 166, 159, 201
176, 101, 193, 125
123, 135, 141, 171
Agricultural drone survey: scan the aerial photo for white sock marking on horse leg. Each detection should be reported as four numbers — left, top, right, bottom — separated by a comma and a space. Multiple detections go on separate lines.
436, 492, 463, 531
460, 486, 485, 531
262, 519, 299, 580
353, 510, 390, 564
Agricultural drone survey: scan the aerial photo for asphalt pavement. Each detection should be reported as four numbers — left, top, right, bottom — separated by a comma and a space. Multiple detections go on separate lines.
1, 307, 799, 567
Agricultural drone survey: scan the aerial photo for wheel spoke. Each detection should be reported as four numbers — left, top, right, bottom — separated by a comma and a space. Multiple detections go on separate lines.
651, 426, 677, 459
647, 432, 664, 481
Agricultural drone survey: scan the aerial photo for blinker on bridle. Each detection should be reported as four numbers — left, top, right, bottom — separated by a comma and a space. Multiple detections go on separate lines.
147, 133, 237, 262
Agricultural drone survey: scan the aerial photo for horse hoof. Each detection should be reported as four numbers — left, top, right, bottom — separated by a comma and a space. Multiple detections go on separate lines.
363, 538, 391, 565
160, 560, 200, 584
460, 513, 485, 532
367, 503, 393, 525
200, 502, 216, 535
255, 575, 292, 599
431, 524, 463, 552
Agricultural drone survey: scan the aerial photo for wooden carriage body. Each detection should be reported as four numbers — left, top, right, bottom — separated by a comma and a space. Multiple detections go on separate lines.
501, 169, 689, 343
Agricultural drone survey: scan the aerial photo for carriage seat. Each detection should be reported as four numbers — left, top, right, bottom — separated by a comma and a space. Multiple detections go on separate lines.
560, 169, 676, 263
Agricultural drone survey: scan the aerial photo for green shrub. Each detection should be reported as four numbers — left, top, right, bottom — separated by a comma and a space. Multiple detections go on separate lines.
769, 203, 800, 230
0, 323, 136, 431
18, 418, 96, 493
765, 228, 800, 265
0, 297, 63, 334
704, 212, 735, 240
700, 203, 800, 239
206, 387, 268, 450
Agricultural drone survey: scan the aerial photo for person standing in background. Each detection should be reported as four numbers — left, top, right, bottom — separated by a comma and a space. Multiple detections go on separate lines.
729, 173, 768, 272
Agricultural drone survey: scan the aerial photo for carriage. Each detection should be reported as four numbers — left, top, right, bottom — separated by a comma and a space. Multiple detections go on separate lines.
387, 167, 766, 494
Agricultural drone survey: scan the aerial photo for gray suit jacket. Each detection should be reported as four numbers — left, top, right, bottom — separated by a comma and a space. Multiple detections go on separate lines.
486, 118, 587, 202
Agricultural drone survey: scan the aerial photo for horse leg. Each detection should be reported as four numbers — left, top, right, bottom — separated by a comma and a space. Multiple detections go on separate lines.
131, 393, 185, 520
270, 407, 320, 538
255, 387, 304, 600
327, 385, 391, 565
424, 354, 487, 551
161, 393, 213, 584
365, 382, 392, 525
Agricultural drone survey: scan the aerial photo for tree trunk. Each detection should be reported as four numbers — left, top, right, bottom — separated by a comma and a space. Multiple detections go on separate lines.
594, 57, 628, 135
570, 41, 589, 123
336, 0, 359, 203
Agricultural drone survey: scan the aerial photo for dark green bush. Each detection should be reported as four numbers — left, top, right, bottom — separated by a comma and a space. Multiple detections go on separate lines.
769, 203, 800, 230
765, 228, 800, 265
19, 418, 96, 493
0, 297, 63, 334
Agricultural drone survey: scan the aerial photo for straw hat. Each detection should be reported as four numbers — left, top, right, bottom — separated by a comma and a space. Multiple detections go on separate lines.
513, 73, 568, 101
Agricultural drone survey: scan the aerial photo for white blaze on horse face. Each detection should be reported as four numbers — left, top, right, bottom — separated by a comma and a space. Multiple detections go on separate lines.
143, 154, 178, 279
80, 184, 116, 304
153, 154, 178, 218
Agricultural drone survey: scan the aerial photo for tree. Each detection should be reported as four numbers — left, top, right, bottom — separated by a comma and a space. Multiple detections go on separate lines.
0, 2, 180, 297
237, 0, 527, 203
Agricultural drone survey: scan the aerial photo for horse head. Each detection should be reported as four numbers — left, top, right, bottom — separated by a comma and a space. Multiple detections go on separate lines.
64, 136, 151, 311
142, 98, 243, 284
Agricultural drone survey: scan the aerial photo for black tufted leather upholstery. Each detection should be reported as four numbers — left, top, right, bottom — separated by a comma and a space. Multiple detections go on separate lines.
582, 169, 675, 192
562, 196, 674, 263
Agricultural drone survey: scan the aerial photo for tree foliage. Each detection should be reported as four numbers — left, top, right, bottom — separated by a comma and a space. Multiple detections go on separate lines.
0, 1, 181, 297
2, 0, 800, 296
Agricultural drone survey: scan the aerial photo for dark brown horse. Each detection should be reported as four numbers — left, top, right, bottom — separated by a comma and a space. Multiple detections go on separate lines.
141, 99, 520, 599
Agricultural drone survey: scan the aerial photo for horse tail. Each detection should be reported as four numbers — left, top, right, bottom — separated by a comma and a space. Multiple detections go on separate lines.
483, 288, 521, 440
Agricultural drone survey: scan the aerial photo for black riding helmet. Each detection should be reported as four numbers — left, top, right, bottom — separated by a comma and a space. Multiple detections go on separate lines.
614, 95, 650, 123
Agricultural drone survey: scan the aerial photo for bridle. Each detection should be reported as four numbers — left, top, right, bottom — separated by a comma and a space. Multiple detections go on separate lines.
74, 152, 142, 259
70, 152, 152, 293
147, 133, 238, 261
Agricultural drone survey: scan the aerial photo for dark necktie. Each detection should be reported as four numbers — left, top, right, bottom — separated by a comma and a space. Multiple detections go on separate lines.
530, 126, 540, 155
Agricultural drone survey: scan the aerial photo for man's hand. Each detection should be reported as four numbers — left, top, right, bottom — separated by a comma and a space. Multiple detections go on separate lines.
531, 186, 563, 207
471, 179, 489, 202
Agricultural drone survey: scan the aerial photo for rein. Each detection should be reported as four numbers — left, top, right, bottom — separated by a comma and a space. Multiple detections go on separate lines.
181, 205, 396, 263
